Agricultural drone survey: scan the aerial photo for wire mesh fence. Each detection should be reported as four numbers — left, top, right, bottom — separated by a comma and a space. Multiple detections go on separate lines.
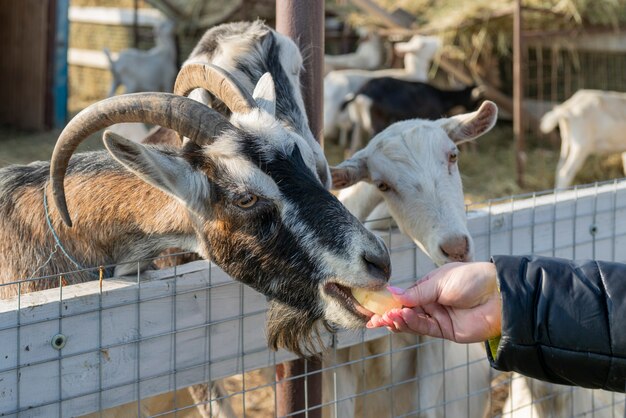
2, 179, 626, 417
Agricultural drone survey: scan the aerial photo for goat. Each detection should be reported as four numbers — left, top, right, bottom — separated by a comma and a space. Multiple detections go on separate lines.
104, 20, 177, 96
323, 101, 499, 418
342, 77, 483, 154
324, 35, 441, 145
324, 29, 384, 74
1, 67, 392, 359
129, 20, 336, 416
539, 89, 626, 188
146, 20, 330, 189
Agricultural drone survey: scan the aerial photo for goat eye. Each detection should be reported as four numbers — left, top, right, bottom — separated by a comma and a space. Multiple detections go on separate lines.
377, 182, 390, 192
449, 152, 458, 163
235, 195, 258, 209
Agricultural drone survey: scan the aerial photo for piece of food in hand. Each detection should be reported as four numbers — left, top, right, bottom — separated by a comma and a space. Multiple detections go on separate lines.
352, 287, 403, 315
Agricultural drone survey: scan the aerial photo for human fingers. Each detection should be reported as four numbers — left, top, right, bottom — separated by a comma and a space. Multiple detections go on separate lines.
366, 314, 385, 328
398, 307, 445, 338
385, 309, 411, 333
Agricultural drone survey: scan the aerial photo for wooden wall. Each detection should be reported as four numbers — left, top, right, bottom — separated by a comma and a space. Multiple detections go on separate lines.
0, 0, 55, 131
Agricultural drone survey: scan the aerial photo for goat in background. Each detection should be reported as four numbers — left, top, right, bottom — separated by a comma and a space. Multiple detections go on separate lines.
104, 19, 177, 97
324, 28, 385, 74
540, 89, 626, 188
103, 19, 177, 143
324, 35, 441, 145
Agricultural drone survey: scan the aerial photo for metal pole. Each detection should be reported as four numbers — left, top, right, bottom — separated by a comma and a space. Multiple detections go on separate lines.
276, 0, 325, 143
513, 0, 526, 187
275, 1, 324, 417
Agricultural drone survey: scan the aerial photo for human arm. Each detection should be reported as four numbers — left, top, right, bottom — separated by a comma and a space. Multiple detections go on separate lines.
368, 256, 626, 392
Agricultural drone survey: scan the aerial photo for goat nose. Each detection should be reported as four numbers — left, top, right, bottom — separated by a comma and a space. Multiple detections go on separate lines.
362, 246, 391, 282
439, 235, 470, 262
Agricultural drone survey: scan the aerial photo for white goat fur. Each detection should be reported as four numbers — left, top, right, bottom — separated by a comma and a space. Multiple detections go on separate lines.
324, 35, 441, 144
325, 101, 500, 418
324, 29, 384, 74
105, 20, 177, 96
502, 375, 624, 418
540, 89, 626, 188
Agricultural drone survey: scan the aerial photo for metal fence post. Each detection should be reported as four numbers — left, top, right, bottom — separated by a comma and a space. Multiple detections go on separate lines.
275, 0, 324, 417
513, 0, 526, 187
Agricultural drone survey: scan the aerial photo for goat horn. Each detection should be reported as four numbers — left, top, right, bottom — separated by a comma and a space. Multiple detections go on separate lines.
50, 92, 235, 227
174, 63, 257, 114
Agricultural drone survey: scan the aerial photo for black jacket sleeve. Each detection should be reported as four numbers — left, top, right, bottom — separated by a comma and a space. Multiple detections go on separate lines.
486, 255, 626, 393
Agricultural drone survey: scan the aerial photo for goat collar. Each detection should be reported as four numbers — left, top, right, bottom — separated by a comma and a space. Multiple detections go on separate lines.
42, 185, 111, 280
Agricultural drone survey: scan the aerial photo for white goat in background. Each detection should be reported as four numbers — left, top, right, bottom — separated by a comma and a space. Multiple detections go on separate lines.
324, 28, 384, 74
324, 35, 441, 145
540, 89, 626, 188
325, 101, 500, 418
104, 19, 177, 96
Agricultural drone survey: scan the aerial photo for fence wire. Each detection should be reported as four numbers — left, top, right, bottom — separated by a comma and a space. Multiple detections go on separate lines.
1, 179, 626, 417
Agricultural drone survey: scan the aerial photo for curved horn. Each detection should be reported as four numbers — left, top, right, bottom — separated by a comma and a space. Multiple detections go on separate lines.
50, 92, 235, 227
174, 63, 257, 114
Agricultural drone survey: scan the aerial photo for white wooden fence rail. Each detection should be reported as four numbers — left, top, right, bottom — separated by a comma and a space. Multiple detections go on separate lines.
1, 180, 626, 417
67, 6, 165, 70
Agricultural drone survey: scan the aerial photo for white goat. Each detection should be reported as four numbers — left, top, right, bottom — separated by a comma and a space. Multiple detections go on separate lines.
324, 29, 384, 74
104, 20, 177, 96
324, 35, 441, 145
325, 101, 500, 418
540, 89, 626, 189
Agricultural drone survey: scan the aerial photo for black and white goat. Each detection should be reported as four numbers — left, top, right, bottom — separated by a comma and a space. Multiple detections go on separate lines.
135, 21, 343, 416
342, 77, 482, 154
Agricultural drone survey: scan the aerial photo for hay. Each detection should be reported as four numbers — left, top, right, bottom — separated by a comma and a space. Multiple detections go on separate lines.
333, 0, 626, 72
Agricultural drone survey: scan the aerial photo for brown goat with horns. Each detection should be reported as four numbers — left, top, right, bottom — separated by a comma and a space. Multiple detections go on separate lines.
0, 65, 391, 357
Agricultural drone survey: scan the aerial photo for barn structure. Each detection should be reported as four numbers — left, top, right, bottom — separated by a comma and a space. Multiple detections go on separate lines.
0, 0, 69, 130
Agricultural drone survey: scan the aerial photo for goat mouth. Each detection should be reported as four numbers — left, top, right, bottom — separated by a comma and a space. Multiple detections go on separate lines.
323, 282, 374, 320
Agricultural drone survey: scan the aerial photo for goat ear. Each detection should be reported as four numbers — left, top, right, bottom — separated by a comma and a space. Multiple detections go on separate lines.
439, 100, 498, 144
103, 131, 209, 212
330, 152, 369, 189
252, 73, 276, 116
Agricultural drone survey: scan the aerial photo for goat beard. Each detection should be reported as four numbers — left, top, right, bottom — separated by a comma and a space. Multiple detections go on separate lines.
266, 300, 332, 358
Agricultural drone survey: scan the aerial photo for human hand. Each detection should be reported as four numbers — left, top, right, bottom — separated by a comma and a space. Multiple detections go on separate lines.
366, 262, 501, 343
